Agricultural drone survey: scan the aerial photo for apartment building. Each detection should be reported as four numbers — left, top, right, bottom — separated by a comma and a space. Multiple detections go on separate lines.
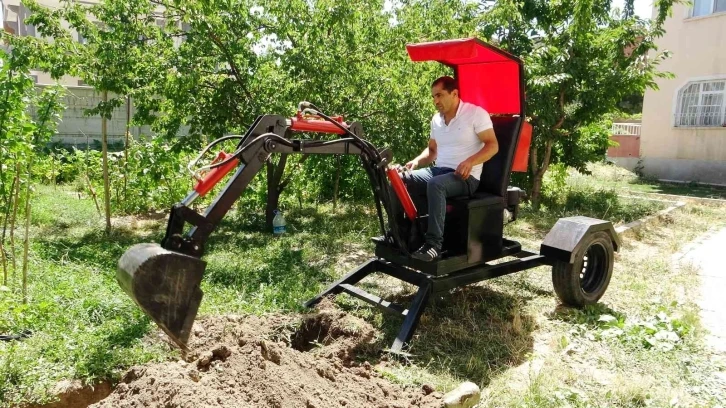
639, 0, 726, 185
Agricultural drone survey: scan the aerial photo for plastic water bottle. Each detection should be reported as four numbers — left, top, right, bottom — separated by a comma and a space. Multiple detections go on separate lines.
272, 209, 286, 236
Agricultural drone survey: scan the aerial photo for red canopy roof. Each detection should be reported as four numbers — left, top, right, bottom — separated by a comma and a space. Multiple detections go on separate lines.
406, 38, 524, 116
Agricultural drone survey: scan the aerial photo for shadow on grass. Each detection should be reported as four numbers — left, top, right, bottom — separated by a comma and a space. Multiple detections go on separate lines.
216, 203, 378, 237
30, 202, 373, 271
507, 278, 554, 298
627, 178, 726, 200
350, 285, 536, 387
32, 226, 162, 272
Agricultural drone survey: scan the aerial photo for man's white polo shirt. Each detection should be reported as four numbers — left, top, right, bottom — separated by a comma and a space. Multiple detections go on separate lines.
430, 101, 493, 180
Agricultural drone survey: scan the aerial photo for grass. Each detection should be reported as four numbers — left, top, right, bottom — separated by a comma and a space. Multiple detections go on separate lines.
1, 165, 725, 407
571, 162, 726, 200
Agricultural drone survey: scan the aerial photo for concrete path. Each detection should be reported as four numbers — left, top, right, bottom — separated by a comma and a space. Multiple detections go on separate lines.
676, 227, 726, 354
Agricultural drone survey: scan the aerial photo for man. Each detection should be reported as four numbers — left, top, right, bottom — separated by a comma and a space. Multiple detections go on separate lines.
396, 76, 498, 262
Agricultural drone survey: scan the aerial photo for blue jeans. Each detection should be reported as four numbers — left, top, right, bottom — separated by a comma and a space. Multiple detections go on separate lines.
393, 167, 479, 250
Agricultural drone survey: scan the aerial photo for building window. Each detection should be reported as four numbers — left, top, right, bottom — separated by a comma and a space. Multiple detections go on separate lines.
675, 80, 726, 127
4, 5, 18, 35
20, 5, 35, 37
692, 0, 726, 16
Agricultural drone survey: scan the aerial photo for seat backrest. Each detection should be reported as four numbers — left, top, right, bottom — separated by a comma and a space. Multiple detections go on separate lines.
477, 116, 523, 197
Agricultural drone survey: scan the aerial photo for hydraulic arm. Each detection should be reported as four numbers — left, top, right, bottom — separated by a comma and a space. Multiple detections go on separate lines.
116, 104, 409, 349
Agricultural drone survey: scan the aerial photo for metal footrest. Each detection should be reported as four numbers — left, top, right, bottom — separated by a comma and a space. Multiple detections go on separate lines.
338, 284, 408, 316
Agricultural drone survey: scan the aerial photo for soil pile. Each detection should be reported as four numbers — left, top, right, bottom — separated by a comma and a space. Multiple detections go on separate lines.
92, 301, 442, 408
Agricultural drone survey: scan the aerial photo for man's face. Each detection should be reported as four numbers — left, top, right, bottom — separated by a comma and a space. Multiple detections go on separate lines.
431, 83, 458, 114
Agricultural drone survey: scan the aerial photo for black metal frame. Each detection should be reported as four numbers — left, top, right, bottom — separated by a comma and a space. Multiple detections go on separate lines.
305, 247, 552, 353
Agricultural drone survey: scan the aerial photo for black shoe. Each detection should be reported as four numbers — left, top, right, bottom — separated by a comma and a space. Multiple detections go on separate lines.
412, 243, 440, 262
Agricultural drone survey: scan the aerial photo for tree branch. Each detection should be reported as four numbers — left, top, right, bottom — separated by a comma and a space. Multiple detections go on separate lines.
203, 24, 253, 101
551, 88, 566, 130
537, 139, 553, 177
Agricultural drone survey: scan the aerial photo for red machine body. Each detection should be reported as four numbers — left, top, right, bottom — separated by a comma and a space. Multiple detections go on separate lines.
512, 122, 532, 172
289, 112, 348, 134
386, 168, 418, 221
193, 152, 240, 196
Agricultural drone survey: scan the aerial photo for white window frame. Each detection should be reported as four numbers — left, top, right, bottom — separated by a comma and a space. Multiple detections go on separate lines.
690, 0, 726, 17
673, 76, 726, 128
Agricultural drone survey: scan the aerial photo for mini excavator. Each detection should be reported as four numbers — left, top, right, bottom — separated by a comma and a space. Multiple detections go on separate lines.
117, 38, 620, 352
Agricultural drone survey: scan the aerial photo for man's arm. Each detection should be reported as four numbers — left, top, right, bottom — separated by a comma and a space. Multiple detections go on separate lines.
455, 128, 498, 179
406, 139, 437, 169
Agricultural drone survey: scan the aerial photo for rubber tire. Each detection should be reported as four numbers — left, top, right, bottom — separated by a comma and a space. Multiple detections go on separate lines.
552, 231, 614, 307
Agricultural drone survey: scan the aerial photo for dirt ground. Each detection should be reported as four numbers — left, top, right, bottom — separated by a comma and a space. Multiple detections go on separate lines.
91, 300, 443, 408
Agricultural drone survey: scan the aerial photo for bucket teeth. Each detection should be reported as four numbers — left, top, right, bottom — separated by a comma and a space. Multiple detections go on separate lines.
117, 243, 206, 349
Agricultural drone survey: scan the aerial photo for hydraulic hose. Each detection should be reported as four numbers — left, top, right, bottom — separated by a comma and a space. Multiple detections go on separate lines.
187, 134, 245, 178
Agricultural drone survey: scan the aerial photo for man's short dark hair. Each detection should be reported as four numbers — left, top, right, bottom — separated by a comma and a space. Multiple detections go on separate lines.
431, 76, 458, 93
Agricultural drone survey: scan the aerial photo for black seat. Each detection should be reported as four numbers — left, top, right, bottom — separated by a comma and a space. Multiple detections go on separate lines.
447, 115, 523, 205
478, 116, 523, 197
443, 115, 523, 262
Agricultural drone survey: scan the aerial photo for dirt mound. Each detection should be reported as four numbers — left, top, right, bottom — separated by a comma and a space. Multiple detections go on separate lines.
92, 300, 442, 408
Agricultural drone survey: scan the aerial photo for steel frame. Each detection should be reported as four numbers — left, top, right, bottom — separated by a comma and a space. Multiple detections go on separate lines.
305, 244, 552, 353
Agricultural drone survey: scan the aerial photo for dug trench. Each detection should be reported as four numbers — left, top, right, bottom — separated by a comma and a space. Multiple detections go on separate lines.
77, 299, 443, 408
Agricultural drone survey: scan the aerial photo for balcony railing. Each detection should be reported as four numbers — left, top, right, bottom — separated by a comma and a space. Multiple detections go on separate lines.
611, 123, 641, 136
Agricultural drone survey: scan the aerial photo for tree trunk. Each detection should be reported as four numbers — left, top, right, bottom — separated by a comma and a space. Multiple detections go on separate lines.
9, 163, 20, 273
124, 96, 131, 202
1, 165, 17, 246
102, 90, 111, 234
530, 173, 544, 209
22, 164, 31, 304
1, 168, 16, 285
265, 154, 288, 228
332, 155, 341, 211
0, 242, 6, 286
529, 138, 554, 210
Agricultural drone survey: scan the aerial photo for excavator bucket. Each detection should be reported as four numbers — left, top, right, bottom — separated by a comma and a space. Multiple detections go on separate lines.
117, 243, 207, 349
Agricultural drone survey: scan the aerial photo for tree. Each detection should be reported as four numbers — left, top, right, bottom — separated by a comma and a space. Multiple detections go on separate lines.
106, 0, 476, 225
477, 0, 675, 207
0, 23, 68, 286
